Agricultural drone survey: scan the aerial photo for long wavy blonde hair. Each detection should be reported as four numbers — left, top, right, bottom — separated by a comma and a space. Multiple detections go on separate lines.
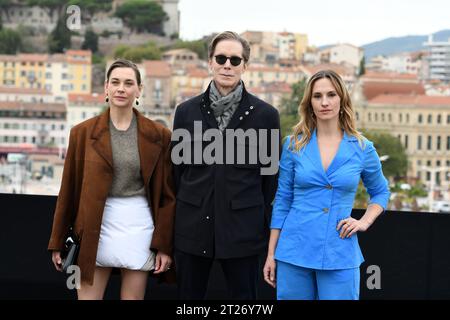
290, 69, 364, 151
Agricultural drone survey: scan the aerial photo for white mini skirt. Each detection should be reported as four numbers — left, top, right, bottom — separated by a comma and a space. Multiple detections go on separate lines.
96, 195, 155, 271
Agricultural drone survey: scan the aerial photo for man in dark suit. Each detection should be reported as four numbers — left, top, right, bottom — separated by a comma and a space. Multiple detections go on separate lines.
171, 31, 280, 299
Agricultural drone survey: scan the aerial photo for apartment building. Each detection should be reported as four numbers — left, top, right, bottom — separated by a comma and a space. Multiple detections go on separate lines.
424, 35, 450, 82
0, 50, 92, 102
0, 101, 67, 149
356, 94, 450, 185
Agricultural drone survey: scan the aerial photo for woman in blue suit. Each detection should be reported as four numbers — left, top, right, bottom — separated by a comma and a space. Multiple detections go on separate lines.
263, 70, 390, 300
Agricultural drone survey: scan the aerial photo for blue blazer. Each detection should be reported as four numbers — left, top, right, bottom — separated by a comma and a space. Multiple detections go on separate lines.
271, 130, 390, 270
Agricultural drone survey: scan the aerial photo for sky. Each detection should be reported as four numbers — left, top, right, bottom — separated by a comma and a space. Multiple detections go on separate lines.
178, 0, 450, 47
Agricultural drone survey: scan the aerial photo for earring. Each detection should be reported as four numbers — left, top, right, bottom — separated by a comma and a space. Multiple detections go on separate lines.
135, 98, 139, 106
105, 96, 109, 103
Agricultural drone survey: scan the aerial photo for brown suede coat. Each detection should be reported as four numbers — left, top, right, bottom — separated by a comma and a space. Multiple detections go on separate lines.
48, 108, 176, 285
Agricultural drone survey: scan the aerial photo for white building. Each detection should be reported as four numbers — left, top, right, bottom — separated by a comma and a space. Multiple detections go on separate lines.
424, 35, 450, 82
321, 43, 364, 72
0, 101, 67, 148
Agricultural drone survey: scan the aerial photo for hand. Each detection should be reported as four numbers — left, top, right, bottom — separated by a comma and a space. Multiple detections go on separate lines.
52, 251, 63, 272
153, 251, 172, 274
337, 217, 370, 239
263, 255, 276, 288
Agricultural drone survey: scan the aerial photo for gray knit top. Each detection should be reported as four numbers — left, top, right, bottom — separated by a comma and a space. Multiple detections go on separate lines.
108, 114, 146, 197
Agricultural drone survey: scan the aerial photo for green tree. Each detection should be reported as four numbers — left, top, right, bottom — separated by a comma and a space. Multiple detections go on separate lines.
82, 28, 98, 53
169, 39, 208, 60
278, 79, 307, 138
68, 0, 112, 16
362, 130, 408, 179
0, 28, 22, 54
48, 17, 71, 53
114, 42, 161, 63
359, 56, 366, 76
115, 0, 168, 34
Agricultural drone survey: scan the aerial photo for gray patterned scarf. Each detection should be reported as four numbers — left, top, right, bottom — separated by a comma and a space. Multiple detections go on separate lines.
209, 80, 243, 131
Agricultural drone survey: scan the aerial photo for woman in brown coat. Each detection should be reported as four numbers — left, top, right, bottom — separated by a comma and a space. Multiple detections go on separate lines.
48, 59, 176, 300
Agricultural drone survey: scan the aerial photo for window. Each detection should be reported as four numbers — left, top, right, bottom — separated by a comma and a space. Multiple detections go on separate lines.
447, 136, 450, 150
427, 136, 432, 150
356, 112, 359, 121
375, 113, 378, 122
405, 135, 408, 149
406, 114, 410, 123
388, 113, 392, 122
418, 114, 423, 123
447, 115, 450, 124
428, 114, 432, 124
399, 113, 403, 123
437, 115, 441, 124
381, 113, 385, 122
437, 136, 441, 150
368, 113, 371, 121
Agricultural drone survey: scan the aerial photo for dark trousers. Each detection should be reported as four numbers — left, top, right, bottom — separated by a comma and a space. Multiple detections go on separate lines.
174, 249, 260, 300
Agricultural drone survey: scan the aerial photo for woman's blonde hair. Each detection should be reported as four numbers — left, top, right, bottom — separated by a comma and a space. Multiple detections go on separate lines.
290, 69, 364, 151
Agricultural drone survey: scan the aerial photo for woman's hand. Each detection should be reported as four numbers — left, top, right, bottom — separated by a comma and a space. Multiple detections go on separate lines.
263, 255, 277, 288
52, 251, 63, 272
337, 217, 371, 239
153, 251, 172, 274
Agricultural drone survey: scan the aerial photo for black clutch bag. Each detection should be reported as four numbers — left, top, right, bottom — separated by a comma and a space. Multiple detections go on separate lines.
61, 228, 80, 273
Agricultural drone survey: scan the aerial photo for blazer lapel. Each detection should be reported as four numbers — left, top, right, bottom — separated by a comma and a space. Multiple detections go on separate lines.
91, 109, 113, 169
303, 129, 328, 180
326, 131, 357, 177
135, 109, 162, 186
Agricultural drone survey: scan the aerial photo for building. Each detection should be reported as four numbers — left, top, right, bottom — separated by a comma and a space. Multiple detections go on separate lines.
366, 52, 423, 75
356, 94, 450, 186
0, 50, 92, 102
2, 0, 180, 38
0, 87, 55, 104
162, 48, 200, 67
0, 101, 67, 149
320, 43, 364, 73
241, 31, 308, 64
242, 64, 306, 88
247, 82, 292, 110
424, 35, 450, 82
67, 93, 105, 130
142, 60, 172, 110
359, 71, 426, 101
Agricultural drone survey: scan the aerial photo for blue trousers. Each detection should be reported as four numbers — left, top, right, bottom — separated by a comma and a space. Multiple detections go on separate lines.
276, 260, 360, 300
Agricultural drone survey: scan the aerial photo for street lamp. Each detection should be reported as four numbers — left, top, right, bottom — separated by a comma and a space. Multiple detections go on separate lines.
420, 166, 450, 212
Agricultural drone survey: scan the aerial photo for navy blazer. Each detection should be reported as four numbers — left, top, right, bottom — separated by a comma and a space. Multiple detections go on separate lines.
271, 130, 390, 270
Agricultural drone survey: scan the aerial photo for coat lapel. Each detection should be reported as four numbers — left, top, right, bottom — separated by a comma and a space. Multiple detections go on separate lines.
91, 109, 113, 169
223, 87, 253, 131
199, 84, 219, 130
135, 109, 162, 186
325, 131, 357, 177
